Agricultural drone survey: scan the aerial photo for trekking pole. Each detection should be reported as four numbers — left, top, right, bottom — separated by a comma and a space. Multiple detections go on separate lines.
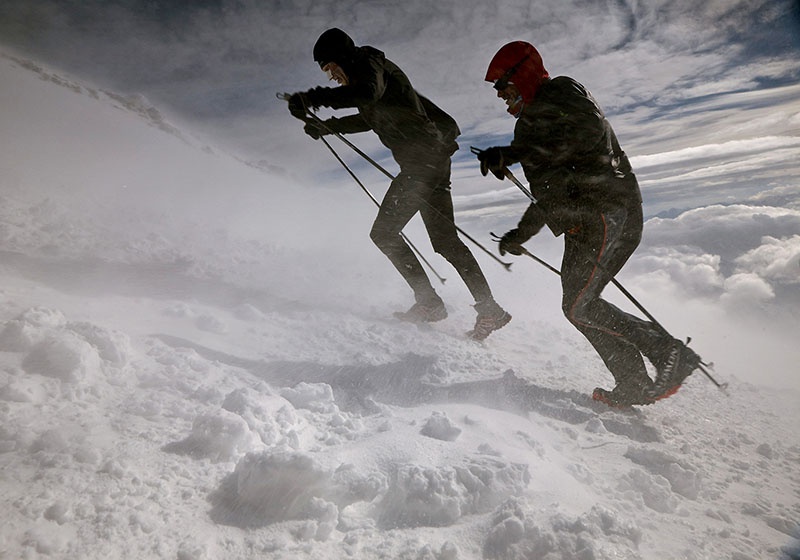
478, 153, 725, 390
470, 146, 538, 202
277, 93, 512, 271
318, 134, 447, 284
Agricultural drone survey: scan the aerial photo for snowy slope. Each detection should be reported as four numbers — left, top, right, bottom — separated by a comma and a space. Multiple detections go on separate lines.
1, 53, 799, 560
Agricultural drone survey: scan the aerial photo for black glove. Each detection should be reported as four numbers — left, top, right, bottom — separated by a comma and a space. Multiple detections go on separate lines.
303, 120, 326, 140
477, 147, 506, 180
288, 87, 328, 119
287, 92, 309, 120
303, 86, 325, 109
498, 228, 526, 256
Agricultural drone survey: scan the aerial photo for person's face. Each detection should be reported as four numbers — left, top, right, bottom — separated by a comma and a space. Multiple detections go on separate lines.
322, 62, 349, 86
496, 83, 522, 113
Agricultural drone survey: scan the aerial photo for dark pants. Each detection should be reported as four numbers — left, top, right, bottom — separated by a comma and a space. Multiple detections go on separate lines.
370, 157, 493, 306
560, 203, 666, 386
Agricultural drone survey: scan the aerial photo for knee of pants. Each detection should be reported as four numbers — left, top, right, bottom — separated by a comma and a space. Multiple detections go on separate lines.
369, 223, 402, 252
562, 295, 588, 327
429, 235, 462, 257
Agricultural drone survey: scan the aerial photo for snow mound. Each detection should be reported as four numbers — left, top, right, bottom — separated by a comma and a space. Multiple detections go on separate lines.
0, 307, 131, 368
624, 445, 702, 500
0, 307, 67, 352
233, 451, 330, 521
618, 467, 680, 514
280, 382, 337, 413
221, 387, 288, 446
0, 307, 132, 401
68, 321, 132, 367
378, 458, 531, 528
211, 450, 385, 539
484, 498, 642, 559
420, 411, 462, 441
164, 409, 261, 462
22, 332, 102, 383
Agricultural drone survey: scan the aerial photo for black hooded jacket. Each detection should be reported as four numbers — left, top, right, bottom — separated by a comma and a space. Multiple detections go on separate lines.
504, 76, 642, 237
306, 29, 459, 166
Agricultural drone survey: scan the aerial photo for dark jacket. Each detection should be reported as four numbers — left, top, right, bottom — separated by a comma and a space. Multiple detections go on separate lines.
306, 45, 459, 166
504, 76, 641, 237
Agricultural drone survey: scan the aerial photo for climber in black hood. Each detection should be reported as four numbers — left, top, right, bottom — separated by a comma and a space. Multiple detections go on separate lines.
312, 27, 355, 71
286, 29, 510, 340
298, 27, 456, 162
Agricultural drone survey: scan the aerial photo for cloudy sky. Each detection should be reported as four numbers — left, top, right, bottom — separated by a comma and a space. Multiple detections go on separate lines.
1, 0, 798, 193
1, 1, 799, 383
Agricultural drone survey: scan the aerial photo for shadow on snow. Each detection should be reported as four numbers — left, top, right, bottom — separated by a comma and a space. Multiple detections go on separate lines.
155, 334, 662, 445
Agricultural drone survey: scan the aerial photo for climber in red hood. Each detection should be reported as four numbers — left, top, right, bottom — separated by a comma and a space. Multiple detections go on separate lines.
476, 41, 702, 407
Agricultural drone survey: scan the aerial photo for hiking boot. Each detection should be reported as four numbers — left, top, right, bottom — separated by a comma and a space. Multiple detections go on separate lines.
649, 339, 702, 400
467, 300, 511, 341
393, 301, 448, 323
592, 380, 656, 409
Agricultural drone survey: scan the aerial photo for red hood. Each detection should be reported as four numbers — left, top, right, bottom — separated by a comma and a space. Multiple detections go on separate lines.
485, 41, 549, 104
